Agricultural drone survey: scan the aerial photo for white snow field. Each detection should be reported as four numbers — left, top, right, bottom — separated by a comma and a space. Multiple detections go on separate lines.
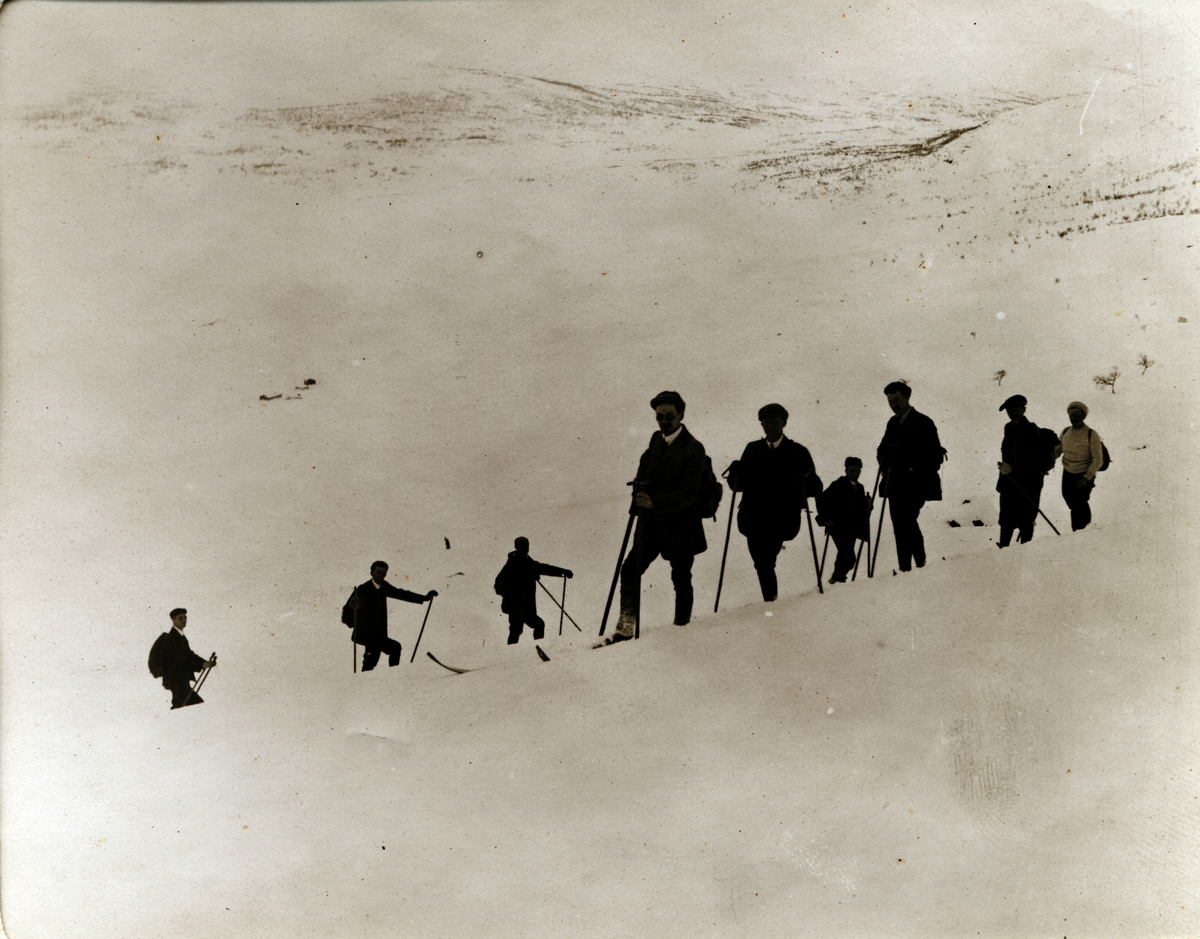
2, 2, 1198, 937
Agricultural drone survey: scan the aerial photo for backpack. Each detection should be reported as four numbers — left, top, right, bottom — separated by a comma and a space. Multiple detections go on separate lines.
493, 562, 510, 597
1036, 425, 1061, 474
698, 456, 723, 520
1090, 428, 1111, 471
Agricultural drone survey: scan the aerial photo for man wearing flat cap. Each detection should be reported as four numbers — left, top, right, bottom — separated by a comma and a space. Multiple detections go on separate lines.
876, 381, 945, 571
727, 403, 823, 601
995, 394, 1052, 547
816, 457, 871, 583
605, 391, 710, 643
148, 609, 215, 709
1058, 401, 1104, 530
342, 561, 437, 671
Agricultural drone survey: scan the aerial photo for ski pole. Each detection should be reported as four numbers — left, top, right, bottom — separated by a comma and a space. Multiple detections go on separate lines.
193, 655, 215, 695
804, 505, 823, 594
538, 578, 582, 631
853, 466, 882, 582
713, 487, 739, 613
633, 517, 644, 640
409, 597, 434, 663
181, 654, 216, 708
818, 531, 830, 580
1006, 475, 1061, 536
869, 469, 891, 578
599, 508, 636, 637
558, 577, 566, 636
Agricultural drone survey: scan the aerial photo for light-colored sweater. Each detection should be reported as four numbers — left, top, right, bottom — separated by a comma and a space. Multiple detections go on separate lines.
1059, 424, 1103, 480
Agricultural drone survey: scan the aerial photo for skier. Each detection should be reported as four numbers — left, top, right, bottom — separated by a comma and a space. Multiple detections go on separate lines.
876, 381, 945, 572
995, 394, 1054, 546
601, 390, 709, 645
816, 457, 872, 583
726, 403, 823, 601
493, 537, 573, 644
148, 608, 215, 709
342, 561, 437, 671
1058, 401, 1104, 531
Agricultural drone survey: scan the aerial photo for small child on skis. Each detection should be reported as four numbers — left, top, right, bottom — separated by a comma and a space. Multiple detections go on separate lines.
494, 537, 572, 644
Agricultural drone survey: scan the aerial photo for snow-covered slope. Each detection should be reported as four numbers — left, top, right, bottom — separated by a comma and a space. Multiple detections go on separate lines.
2, 3, 1199, 937
6, 502, 1195, 938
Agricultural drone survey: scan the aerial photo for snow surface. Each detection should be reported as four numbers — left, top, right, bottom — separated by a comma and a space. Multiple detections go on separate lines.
1, 2, 1199, 937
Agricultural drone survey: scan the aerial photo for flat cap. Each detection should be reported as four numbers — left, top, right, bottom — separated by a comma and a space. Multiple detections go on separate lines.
650, 390, 686, 412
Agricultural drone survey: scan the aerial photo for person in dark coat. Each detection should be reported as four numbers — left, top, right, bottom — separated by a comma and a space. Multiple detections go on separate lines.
876, 381, 945, 572
494, 537, 573, 644
148, 608, 215, 709
603, 391, 709, 644
816, 457, 872, 583
995, 394, 1050, 547
727, 403, 823, 601
341, 561, 437, 671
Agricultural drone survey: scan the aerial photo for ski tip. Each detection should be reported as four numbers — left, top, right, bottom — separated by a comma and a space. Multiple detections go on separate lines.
426, 651, 471, 674
536, 645, 550, 662
592, 633, 632, 649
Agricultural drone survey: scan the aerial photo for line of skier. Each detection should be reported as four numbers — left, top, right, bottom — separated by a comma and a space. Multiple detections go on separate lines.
593, 383, 1105, 646
148, 382, 1107, 705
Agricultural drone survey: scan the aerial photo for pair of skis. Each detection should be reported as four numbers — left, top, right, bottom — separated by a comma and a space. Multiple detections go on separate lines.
422, 576, 579, 675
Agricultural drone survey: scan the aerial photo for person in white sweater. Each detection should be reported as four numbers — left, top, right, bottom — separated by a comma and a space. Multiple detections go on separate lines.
1058, 401, 1104, 530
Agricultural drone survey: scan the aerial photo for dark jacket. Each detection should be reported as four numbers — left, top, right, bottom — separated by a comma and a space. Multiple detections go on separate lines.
633, 425, 708, 558
815, 476, 871, 540
148, 628, 207, 691
995, 416, 1048, 492
494, 551, 570, 615
731, 437, 822, 542
876, 408, 945, 500
341, 579, 426, 647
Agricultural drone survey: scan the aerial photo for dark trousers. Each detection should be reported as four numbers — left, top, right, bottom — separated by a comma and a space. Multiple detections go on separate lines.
746, 534, 784, 600
887, 492, 926, 571
998, 475, 1043, 546
169, 679, 202, 709
620, 523, 695, 626
1061, 471, 1094, 531
827, 526, 859, 582
507, 611, 546, 644
361, 637, 402, 671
